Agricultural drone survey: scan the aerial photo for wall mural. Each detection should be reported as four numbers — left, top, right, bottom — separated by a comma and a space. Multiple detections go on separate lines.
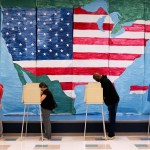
0, 0, 150, 115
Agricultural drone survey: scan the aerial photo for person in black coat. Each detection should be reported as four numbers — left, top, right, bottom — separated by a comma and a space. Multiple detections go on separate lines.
93, 73, 119, 140
39, 82, 57, 140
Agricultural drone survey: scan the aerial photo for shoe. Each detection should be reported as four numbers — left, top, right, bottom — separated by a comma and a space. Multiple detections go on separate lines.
101, 136, 115, 140
40, 136, 51, 141
107, 136, 115, 140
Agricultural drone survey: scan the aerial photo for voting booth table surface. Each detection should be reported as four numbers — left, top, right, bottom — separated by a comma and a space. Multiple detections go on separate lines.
21, 83, 44, 140
84, 82, 106, 138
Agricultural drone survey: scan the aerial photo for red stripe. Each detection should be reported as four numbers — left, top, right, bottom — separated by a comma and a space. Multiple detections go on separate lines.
60, 82, 88, 90
74, 7, 107, 15
74, 22, 150, 32
145, 25, 150, 32
74, 22, 99, 30
73, 37, 146, 46
60, 84, 150, 91
24, 67, 125, 76
73, 52, 141, 60
74, 22, 114, 30
73, 37, 109, 45
130, 85, 149, 91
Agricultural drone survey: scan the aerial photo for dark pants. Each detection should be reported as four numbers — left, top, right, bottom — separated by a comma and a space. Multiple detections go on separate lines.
107, 103, 118, 137
41, 108, 51, 139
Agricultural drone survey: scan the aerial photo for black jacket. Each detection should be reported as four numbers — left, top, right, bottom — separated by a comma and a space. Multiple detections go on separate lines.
41, 89, 57, 110
99, 75, 119, 106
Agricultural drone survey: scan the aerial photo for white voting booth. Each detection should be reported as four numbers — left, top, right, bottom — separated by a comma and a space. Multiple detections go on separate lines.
84, 82, 106, 138
21, 83, 43, 140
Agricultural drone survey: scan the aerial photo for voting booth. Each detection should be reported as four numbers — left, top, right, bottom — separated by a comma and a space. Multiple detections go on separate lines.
84, 82, 106, 138
21, 83, 43, 140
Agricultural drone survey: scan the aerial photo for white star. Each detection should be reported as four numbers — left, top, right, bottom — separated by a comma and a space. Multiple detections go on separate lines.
49, 18, 52, 21
49, 49, 52, 52
37, 39, 40, 42
6, 44, 9, 46
11, 18, 14, 20
24, 27, 27, 30
49, 28, 52, 31
37, 29, 41, 32
66, 44, 69, 47
19, 43, 22, 46
37, 18, 40, 21
60, 49, 64, 52
43, 53, 46, 56
54, 13, 57, 15
6, 32, 9, 35
55, 33, 58, 36
6, 13, 9, 15
17, 13, 21, 16
18, 22, 21, 25
38, 49, 41, 52
31, 52, 34, 55
19, 32, 22, 35
24, 48, 27, 51
12, 28, 15, 30
66, 53, 69, 56
60, 18, 64, 21
12, 38, 16, 41
19, 52, 22, 55
6, 22, 9, 25
31, 43, 34, 46
30, 21, 33, 24
66, 33, 69, 36
66, 23, 70, 26
30, 32, 33, 36
13, 48, 16, 51
29, 12, 33, 15
55, 22, 58, 25
55, 53, 58, 56
43, 22, 46, 25
24, 37, 27, 41
43, 44, 47, 48
60, 28, 63, 31
43, 33, 46, 36
67, 12, 70, 15
49, 39, 52, 42
60, 39, 64, 42
55, 44, 59, 48
23, 17, 27, 20
44, 13, 47, 15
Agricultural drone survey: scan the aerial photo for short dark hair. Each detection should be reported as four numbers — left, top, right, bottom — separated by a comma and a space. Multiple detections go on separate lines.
39, 82, 48, 88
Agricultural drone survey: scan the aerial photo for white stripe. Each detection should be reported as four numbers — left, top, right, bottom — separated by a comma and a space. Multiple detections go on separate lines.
63, 90, 76, 98
109, 46, 144, 54
74, 14, 106, 22
130, 90, 147, 94
48, 75, 119, 83
145, 32, 150, 39
109, 60, 133, 67
73, 45, 144, 54
74, 30, 109, 37
134, 20, 150, 25
14, 60, 133, 68
74, 30, 147, 39
73, 45, 109, 53
13, 60, 73, 68
111, 31, 146, 39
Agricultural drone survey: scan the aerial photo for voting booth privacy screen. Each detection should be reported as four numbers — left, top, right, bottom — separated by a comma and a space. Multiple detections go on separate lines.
84, 82, 103, 104
22, 83, 41, 104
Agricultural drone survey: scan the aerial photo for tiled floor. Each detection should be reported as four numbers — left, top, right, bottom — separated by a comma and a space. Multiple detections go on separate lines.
0, 134, 150, 150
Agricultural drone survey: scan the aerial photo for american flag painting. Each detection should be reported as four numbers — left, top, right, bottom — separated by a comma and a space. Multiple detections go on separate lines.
2, 7, 147, 95
1, 2, 150, 114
